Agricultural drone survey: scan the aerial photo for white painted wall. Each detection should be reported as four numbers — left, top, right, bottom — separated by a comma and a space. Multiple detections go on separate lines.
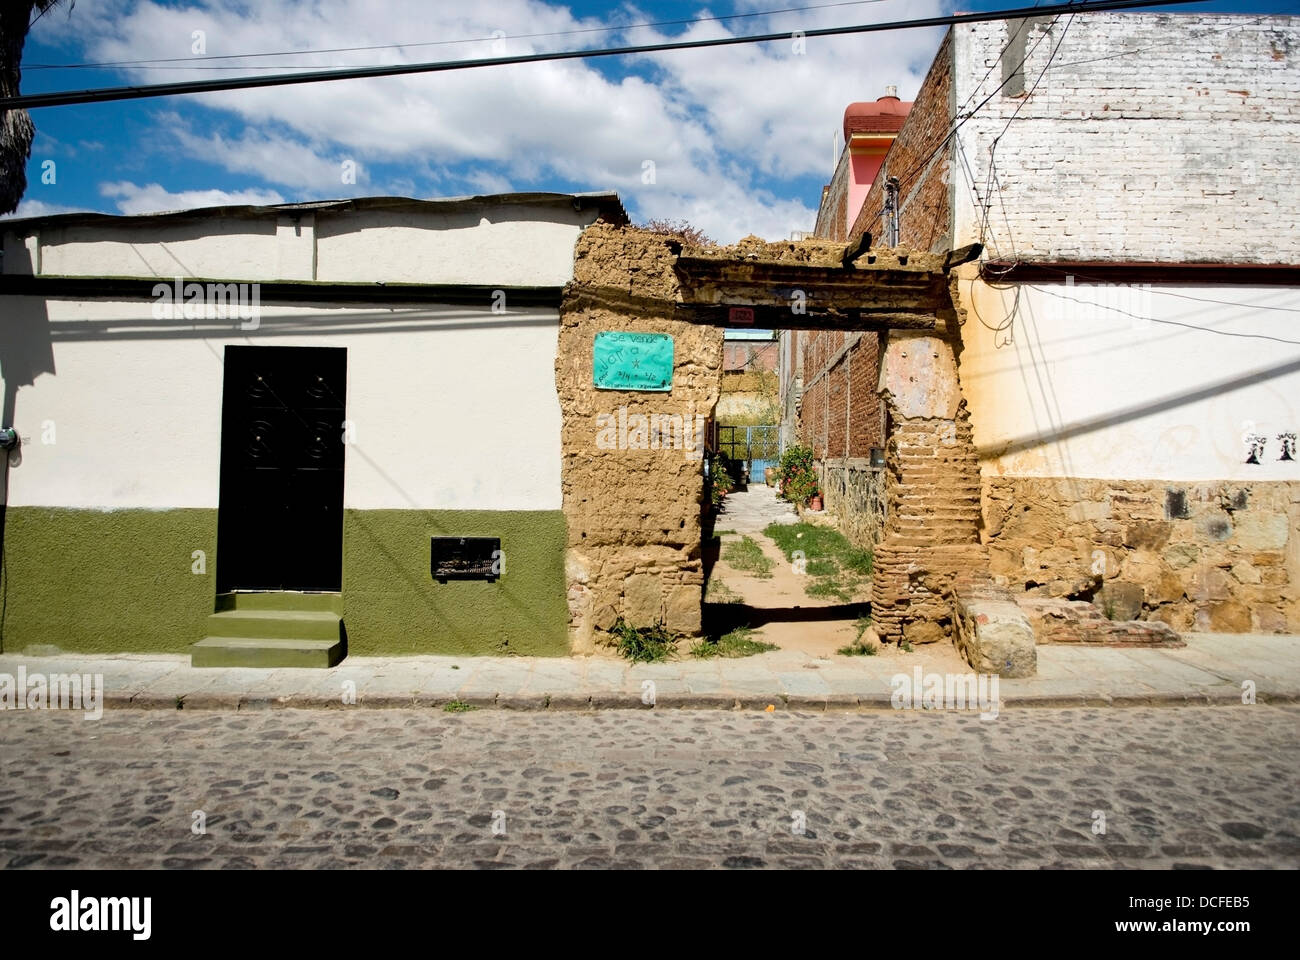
958, 273, 1300, 481
942, 14, 1300, 482
950, 14, 1300, 261
2, 299, 562, 511
4, 201, 597, 285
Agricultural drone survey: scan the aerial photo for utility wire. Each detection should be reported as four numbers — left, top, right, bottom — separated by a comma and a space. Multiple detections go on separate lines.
24, 0, 895, 71
2, 0, 1208, 111
857, 8, 1064, 240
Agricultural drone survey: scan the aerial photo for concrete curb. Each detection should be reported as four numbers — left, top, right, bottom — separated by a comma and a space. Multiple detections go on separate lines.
93, 688, 1300, 712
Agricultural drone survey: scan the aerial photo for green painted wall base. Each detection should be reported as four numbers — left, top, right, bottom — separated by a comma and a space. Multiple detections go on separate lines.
342, 509, 570, 657
1, 507, 218, 655
2, 506, 569, 658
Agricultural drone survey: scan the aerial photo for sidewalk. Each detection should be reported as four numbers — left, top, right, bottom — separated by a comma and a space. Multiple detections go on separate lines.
1, 633, 1295, 712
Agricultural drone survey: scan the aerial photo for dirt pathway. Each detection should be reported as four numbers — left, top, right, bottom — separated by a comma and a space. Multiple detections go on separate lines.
709, 488, 872, 657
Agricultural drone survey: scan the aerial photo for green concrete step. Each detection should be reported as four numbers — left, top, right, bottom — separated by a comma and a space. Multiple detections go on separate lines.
195, 592, 346, 668
191, 636, 345, 669
215, 591, 343, 615
204, 609, 342, 641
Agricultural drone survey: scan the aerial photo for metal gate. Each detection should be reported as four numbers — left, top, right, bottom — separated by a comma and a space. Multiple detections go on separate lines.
717, 424, 780, 484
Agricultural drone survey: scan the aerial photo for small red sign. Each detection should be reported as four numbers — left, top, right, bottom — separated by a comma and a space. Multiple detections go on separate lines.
729, 306, 755, 325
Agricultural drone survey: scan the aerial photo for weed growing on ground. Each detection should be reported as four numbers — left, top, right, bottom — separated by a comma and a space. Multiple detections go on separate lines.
704, 579, 744, 604
837, 616, 878, 656
722, 535, 775, 578
603, 619, 681, 663
765, 521, 873, 600
690, 626, 778, 659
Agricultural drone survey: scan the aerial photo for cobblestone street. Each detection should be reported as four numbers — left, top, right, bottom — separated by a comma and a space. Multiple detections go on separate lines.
2, 705, 1297, 869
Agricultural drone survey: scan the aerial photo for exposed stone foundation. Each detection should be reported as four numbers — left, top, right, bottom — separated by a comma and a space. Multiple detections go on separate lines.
1018, 598, 1185, 647
983, 477, 1300, 633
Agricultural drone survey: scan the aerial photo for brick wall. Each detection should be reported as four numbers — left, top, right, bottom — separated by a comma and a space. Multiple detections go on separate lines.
849, 31, 954, 253
951, 14, 1300, 261
815, 151, 852, 242
796, 331, 884, 459
723, 340, 778, 373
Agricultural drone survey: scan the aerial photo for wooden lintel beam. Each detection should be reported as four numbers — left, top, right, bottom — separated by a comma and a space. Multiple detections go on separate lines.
562, 285, 939, 331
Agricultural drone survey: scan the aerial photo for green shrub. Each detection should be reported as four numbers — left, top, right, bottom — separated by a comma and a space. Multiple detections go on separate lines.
777, 444, 819, 505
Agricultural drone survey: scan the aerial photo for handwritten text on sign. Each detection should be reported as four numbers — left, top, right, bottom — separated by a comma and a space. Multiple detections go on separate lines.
592, 331, 674, 391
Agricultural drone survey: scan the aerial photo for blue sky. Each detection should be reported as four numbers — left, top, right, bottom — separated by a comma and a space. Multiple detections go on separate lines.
11, 0, 1298, 240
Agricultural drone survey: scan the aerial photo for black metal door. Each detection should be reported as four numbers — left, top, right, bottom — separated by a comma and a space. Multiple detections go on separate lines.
216, 345, 347, 593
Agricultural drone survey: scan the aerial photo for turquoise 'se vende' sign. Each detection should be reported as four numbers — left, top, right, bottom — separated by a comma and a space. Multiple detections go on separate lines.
592, 331, 674, 391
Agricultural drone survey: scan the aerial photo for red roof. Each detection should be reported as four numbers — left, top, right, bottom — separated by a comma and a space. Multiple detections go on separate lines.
843, 96, 912, 139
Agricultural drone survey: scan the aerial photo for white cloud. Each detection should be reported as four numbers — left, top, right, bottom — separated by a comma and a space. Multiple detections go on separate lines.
99, 181, 286, 215
33, 0, 949, 241
0, 198, 89, 219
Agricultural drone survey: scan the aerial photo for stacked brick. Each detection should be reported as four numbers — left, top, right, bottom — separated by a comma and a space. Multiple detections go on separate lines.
871, 399, 990, 644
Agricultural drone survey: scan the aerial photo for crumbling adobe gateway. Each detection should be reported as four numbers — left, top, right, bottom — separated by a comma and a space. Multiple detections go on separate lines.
557, 223, 1039, 677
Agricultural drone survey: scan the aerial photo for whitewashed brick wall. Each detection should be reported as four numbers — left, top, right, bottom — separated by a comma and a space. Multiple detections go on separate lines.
951, 13, 1300, 262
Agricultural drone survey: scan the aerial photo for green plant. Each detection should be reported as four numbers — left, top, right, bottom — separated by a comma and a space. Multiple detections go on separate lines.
722, 535, 774, 578
708, 450, 738, 507
690, 627, 777, 659
900, 640, 914, 653
704, 578, 743, 604
807, 578, 851, 602
443, 700, 476, 713
603, 619, 681, 663
837, 616, 878, 655
776, 444, 819, 505
837, 638, 878, 656
1101, 594, 1118, 620
764, 521, 873, 602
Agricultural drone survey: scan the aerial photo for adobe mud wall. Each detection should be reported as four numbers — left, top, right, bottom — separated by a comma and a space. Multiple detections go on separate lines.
558, 225, 724, 652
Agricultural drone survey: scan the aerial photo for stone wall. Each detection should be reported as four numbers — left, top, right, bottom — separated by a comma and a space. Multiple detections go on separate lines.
557, 225, 724, 652
816, 458, 887, 550
983, 477, 1300, 633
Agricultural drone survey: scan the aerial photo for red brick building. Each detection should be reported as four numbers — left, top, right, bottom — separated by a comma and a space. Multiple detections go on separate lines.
780, 90, 912, 465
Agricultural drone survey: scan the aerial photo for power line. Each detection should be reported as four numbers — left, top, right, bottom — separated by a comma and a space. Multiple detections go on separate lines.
3, 0, 1208, 111
24, 0, 895, 71
858, 8, 1065, 240
977, 13, 1076, 243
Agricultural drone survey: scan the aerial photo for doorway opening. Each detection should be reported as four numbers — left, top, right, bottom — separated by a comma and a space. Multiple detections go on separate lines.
215, 345, 347, 595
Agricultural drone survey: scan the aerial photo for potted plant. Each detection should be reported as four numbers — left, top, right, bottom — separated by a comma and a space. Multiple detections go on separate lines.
808, 491, 823, 511
708, 450, 738, 508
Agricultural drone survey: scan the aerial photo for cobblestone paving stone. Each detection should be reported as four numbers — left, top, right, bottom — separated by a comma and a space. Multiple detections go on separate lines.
1, 706, 1297, 869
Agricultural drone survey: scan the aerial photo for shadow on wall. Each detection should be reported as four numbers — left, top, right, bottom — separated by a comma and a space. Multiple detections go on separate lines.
0, 291, 55, 656
976, 353, 1300, 460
